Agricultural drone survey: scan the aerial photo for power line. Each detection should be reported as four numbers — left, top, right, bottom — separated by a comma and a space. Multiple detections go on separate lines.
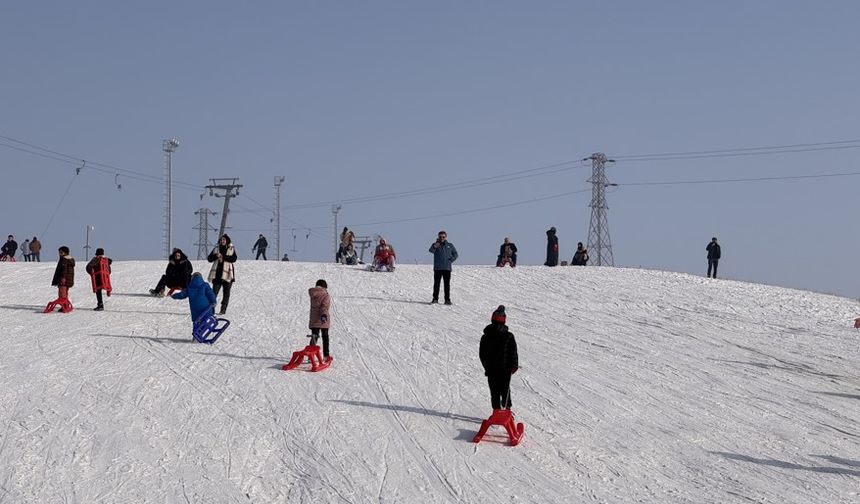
617, 171, 860, 187
613, 140, 860, 162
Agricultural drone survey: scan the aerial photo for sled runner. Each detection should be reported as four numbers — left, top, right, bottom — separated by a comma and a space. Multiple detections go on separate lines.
472, 409, 525, 446
192, 312, 230, 344
282, 338, 332, 372
44, 297, 74, 313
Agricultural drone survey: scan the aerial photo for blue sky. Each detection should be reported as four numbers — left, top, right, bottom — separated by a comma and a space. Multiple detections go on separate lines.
2, 1, 859, 297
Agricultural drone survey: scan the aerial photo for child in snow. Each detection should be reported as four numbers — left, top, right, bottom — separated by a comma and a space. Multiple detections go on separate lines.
308, 279, 332, 361
51, 246, 76, 301
85, 248, 113, 311
172, 272, 217, 337
479, 305, 519, 410
372, 237, 396, 271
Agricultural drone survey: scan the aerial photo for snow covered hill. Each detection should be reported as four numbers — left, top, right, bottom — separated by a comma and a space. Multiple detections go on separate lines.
0, 261, 858, 503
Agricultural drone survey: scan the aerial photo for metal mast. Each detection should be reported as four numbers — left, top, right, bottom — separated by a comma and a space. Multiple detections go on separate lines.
585, 152, 616, 266
193, 208, 217, 259
274, 176, 285, 260
332, 204, 342, 260
205, 178, 243, 239
162, 138, 179, 257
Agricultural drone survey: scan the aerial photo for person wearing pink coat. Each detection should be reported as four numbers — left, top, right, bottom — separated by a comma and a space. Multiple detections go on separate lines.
308, 279, 332, 360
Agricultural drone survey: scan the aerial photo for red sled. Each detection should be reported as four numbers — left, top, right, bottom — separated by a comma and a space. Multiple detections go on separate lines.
854, 318, 860, 329
88, 257, 112, 296
44, 297, 74, 313
282, 344, 332, 372
473, 409, 524, 446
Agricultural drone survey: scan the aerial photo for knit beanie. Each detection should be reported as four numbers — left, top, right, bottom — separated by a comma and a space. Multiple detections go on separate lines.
95, 248, 105, 256
491, 305, 506, 324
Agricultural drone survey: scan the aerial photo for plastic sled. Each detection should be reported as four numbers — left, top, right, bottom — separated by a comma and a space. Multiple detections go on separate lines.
496, 258, 515, 268
166, 286, 183, 297
854, 318, 860, 329
192, 313, 230, 344
44, 297, 74, 313
0, 255, 16, 262
282, 341, 332, 372
473, 409, 525, 446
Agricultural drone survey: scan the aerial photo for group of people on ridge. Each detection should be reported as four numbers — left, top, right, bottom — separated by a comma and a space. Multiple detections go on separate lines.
1, 235, 42, 262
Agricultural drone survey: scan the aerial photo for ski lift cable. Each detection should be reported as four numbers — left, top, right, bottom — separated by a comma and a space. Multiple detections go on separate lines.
40, 162, 83, 239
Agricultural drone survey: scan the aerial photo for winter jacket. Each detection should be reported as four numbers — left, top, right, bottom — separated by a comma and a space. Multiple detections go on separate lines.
173, 274, 217, 322
85, 256, 113, 292
340, 231, 354, 248
374, 244, 396, 263
52, 256, 75, 287
29, 239, 41, 254
572, 247, 589, 266
308, 286, 331, 329
545, 228, 559, 266
479, 323, 518, 375
163, 250, 193, 288
429, 241, 458, 271
706, 242, 721, 260
498, 243, 517, 259
253, 237, 268, 250
207, 243, 237, 283
1, 240, 18, 257
21, 241, 30, 255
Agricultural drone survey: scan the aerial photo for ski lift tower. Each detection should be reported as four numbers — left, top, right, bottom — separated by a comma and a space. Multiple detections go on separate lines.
205, 178, 242, 239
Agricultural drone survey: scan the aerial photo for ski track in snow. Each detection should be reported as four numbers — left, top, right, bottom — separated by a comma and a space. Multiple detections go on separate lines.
0, 261, 859, 503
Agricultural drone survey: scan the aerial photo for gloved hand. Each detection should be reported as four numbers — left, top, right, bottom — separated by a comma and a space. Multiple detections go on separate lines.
320, 314, 328, 324
510, 366, 518, 374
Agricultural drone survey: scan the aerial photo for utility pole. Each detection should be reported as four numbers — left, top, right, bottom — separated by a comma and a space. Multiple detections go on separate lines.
193, 208, 217, 260
331, 204, 342, 260
84, 225, 94, 260
585, 152, 617, 266
162, 138, 180, 257
273, 176, 285, 260
205, 178, 242, 239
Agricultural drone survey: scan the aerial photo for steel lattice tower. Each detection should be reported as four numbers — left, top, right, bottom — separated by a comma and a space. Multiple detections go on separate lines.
193, 208, 217, 259
205, 178, 243, 239
586, 152, 616, 266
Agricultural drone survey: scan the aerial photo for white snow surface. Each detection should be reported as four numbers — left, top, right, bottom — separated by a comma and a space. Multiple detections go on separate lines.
1, 261, 859, 504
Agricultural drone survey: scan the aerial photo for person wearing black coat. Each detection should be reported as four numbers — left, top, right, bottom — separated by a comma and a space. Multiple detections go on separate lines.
1, 235, 18, 261
571, 242, 589, 266
479, 306, 519, 410
150, 248, 193, 296
253, 234, 268, 260
496, 237, 518, 267
706, 237, 721, 279
544, 227, 558, 266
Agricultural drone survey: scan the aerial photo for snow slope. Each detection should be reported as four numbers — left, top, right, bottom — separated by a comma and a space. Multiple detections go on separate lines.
0, 261, 858, 503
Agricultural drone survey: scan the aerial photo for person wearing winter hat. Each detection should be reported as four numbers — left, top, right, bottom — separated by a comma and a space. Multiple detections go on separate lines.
479, 305, 519, 410
308, 279, 332, 361
207, 234, 237, 315
544, 227, 559, 266
172, 272, 217, 340
85, 247, 113, 310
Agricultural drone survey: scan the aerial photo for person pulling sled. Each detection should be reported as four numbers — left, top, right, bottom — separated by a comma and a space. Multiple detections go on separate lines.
45, 246, 75, 313
85, 247, 112, 311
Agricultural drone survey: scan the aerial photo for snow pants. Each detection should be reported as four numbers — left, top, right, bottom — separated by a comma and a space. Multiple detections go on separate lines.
212, 279, 233, 313
487, 371, 512, 410
311, 328, 330, 358
707, 259, 719, 278
432, 269, 451, 302
255, 248, 267, 260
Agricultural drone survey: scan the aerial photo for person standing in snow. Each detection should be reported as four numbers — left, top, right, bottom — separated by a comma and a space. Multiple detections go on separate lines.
29, 237, 42, 262
172, 272, 217, 338
85, 247, 112, 311
51, 246, 75, 301
706, 237, 721, 279
21, 239, 31, 262
571, 242, 589, 266
496, 237, 517, 267
308, 279, 332, 362
429, 230, 458, 304
208, 234, 237, 315
544, 227, 559, 266
150, 248, 193, 296
479, 305, 519, 410
252, 234, 268, 260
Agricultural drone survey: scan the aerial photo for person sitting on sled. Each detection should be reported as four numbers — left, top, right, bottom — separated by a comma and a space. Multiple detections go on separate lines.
496, 237, 518, 267
372, 237, 396, 271
172, 272, 217, 337
479, 305, 518, 410
308, 279, 332, 362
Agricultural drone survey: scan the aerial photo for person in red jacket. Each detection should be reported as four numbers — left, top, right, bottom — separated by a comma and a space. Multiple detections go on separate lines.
85, 248, 113, 311
308, 279, 332, 361
372, 237, 396, 271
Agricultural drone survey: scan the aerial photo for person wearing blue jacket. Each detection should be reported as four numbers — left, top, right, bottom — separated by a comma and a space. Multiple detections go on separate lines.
172, 273, 217, 330
428, 230, 458, 305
